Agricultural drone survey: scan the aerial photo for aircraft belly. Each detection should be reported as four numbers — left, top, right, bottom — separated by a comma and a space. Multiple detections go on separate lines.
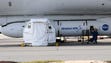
0, 0, 111, 15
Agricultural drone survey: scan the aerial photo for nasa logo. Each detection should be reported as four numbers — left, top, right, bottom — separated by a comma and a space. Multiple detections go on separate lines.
102, 24, 109, 31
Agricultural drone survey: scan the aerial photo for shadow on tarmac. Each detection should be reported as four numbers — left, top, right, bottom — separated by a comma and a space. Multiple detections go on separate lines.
0, 42, 111, 47
59, 41, 111, 46
0, 45, 21, 47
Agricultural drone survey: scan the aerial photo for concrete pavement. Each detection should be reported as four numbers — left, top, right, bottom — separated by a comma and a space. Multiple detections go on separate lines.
0, 34, 111, 62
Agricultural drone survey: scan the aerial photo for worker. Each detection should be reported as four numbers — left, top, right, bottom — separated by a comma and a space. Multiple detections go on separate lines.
91, 28, 98, 44
87, 28, 98, 44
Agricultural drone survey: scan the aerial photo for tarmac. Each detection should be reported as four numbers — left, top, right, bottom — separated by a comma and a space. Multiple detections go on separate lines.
0, 34, 111, 62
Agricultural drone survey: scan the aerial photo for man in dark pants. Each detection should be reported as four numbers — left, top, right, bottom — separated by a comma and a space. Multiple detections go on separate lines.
91, 29, 98, 44
87, 28, 98, 44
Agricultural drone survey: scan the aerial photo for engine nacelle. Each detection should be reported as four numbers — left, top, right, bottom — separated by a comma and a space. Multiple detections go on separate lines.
1, 23, 25, 38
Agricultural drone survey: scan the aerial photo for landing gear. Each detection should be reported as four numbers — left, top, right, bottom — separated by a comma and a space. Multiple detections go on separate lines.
56, 36, 65, 43
56, 39, 61, 42
56, 39, 65, 43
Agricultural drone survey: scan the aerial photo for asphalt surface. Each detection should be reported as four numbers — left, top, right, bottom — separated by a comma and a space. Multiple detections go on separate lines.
0, 34, 111, 62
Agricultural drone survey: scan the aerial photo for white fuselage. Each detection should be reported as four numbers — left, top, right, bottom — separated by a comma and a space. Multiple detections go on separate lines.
0, 0, 111, 15
0, 0, 111, 37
